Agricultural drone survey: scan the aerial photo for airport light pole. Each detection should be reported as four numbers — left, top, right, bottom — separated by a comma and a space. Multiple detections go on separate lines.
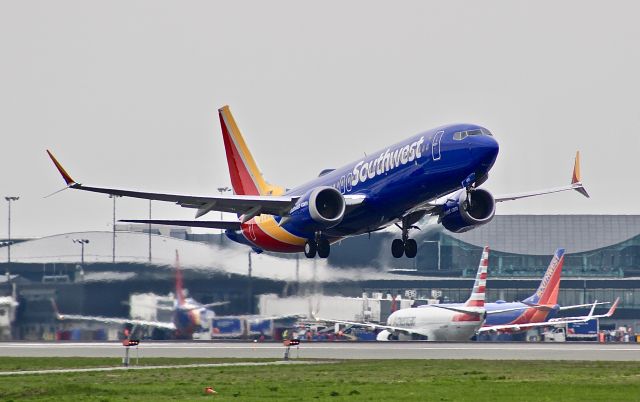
295, 253, 300, 295
422, 240, 441, 271
109, 195, 120, 263
72, 238, 89, 267
0, 242, 13, 280
148, 200, 152, 263
217, 187, 230, 244
5, 197, 19, 272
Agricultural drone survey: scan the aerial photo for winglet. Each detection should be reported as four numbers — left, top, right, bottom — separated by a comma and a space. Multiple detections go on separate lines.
605, 297, 620, 317
571, 151, 590, 198
50, 298, 63, 320
587, 299, 598, 317
46, 150, 77, 186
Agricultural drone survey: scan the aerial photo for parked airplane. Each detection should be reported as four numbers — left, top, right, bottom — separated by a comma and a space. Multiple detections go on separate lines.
47, 106, 588, 259
53, 251, 228, 338
316, 247, 490, 341
480, 248, 614, 333
482, 298, 620, 333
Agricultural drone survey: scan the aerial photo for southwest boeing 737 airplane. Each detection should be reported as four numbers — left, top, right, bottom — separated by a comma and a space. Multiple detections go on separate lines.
47, 106, 588, 258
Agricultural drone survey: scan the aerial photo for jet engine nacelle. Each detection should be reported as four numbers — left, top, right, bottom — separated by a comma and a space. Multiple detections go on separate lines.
440, 188, 495, 233
288, 186, 346, 230
376, 330, 393, 341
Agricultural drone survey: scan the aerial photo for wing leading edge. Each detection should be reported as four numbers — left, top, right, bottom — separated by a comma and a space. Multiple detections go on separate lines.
47, 151, 366, 224
46, 150, 298, 218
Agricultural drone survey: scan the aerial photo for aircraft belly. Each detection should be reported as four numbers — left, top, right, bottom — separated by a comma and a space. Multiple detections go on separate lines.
430, 321, 479, 341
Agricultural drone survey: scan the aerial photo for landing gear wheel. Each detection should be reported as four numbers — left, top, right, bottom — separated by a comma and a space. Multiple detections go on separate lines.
391, 239, 405, 258
304, 240, 317, 258
317, 238, 330, 258
404, 239, 418, 258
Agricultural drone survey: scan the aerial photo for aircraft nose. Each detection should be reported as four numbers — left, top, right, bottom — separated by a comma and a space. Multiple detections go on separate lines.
471, 135, 499, 168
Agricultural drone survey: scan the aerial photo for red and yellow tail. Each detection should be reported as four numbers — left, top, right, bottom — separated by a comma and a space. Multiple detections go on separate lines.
218, 106, 285, 196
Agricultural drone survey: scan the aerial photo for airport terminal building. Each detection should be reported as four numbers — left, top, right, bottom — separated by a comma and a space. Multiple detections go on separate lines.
2, 214, 640, 338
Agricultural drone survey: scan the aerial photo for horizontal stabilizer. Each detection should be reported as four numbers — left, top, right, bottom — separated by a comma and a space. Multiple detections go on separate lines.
120, 219, 242, 230
429, 304, 485, 316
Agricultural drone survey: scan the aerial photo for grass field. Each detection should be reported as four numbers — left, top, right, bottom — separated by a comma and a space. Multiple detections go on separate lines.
1, 358, 639, 401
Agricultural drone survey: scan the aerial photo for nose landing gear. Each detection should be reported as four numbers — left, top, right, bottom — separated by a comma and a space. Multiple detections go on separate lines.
391, 217, 419, 258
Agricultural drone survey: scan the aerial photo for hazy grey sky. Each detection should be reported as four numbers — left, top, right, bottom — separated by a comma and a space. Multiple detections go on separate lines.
1, 1, 639, 238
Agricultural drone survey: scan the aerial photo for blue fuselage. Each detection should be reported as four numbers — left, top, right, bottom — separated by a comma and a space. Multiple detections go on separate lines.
282, 124, 499, 238
484, 301, 559, 326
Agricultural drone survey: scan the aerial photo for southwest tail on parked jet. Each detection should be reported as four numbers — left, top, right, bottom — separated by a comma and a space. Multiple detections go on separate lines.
479, 249, 614, 333
47, 106, 589, 259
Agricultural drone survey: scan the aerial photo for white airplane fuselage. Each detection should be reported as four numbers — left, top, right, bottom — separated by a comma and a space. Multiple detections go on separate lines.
384, 306, 483, 341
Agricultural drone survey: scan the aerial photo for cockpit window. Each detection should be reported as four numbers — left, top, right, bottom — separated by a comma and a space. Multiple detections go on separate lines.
453, 131, 467, 140
453, 128, 493, 140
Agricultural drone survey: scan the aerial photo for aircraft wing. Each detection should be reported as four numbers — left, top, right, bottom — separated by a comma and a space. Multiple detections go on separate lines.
226, 314, 304, 321
47, 150, 298, 219
547, 297, 620, 323
52, 299, 175, 329
426, 304, 485, 316
180, 301, 231, 312
479, 317, 597, 333
478, 298, 619, 333
55, 312, 175, 330
198, 301, 231, 309
48, 150, 367, 222
120, 219, 242, 230
486, 306, 539, 315
558, 301, 611, 311
405, 152, 587, 219
494, 151, 589, 201
477, 321, 556, 333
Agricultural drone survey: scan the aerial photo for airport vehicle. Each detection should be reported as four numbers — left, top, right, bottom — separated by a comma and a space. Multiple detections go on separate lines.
316, 247, 490, 341
479, 249, 616, 333
543, 319, 599, 342
47, 106, 588, 259
53, 251, 228, 338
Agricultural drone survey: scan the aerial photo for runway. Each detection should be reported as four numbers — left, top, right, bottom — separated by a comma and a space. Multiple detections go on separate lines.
1, 341, 640, 361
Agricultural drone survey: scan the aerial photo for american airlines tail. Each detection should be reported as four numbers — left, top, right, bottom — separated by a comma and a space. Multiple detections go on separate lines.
523, 248, 565, 305
218, 106, 285, 196
464, 246, 489, 308
174, 250, 186, 307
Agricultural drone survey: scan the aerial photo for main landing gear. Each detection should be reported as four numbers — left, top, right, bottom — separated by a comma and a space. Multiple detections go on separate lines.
392, 217, 418, 259
304, 234, 330, 259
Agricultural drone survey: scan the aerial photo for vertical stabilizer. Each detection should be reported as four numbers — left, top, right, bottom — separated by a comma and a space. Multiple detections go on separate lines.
218, 106, 285, 196
465, 246, 489, 308
524, 248, 565, 305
